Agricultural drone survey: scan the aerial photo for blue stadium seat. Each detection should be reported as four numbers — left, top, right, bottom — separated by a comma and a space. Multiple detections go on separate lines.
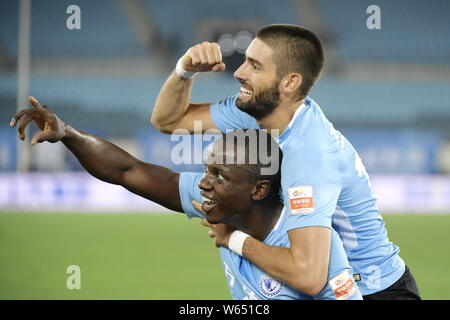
141, 0, 299, 56
317, 0, 450, 64
0, 0, 147, 59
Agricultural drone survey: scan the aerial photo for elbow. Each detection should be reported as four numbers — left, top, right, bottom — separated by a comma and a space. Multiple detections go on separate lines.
150, 113, 162, 130
150, 114, 173, 134
301, 281, 327, 297
293, 278, 327, 297
291, 262, 327, 296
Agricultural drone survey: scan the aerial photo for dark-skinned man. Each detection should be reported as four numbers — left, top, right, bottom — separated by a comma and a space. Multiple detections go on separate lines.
10, 96, 361, 300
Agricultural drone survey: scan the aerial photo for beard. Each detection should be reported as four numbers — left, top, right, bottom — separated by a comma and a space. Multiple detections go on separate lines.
236, 81, 280, 120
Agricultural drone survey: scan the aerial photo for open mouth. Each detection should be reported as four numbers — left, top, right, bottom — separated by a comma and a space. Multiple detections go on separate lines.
239, 86, 253, 101
201, 194, 217, 214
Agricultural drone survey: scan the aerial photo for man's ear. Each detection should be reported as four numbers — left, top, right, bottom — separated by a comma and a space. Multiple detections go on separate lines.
251, 180, 271, 201
280, 73, 302, 95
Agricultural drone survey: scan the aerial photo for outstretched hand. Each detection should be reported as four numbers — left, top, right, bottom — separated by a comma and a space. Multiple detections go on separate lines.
10, 96, 67, 145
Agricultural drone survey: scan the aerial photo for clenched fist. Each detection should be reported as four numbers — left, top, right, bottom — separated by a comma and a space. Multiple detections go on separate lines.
180, 42, 226, 73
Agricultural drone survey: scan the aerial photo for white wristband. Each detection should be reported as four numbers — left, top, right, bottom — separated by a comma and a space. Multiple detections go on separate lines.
175, 57, 199, 79
228, 230, 250, 256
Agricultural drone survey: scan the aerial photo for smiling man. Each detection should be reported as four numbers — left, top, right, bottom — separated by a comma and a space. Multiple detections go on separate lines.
150, 24, 421, 299
179, 130, 360, 299
11, 97, 361, 300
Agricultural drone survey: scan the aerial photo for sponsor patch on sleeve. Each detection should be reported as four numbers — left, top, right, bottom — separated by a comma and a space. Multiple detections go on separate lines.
288, 186, 314, 214
329, 270, 357, 300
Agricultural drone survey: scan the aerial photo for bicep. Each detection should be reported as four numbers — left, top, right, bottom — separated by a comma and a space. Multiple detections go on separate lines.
121, 161, 183, 212
288, 227, 331, 272
283, 148, 341, 230
176, 103, 220, 133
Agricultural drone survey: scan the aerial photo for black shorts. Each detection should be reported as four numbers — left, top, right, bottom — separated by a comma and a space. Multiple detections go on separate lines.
362, 265, 421, 300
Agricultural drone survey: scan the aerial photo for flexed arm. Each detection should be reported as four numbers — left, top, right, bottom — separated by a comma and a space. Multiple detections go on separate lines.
150, 42, 224, 133
10, 96, 182, 212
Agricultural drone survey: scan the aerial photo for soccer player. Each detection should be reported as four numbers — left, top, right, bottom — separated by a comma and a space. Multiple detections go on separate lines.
10, 97, 362, 300
150, 24, 421, 299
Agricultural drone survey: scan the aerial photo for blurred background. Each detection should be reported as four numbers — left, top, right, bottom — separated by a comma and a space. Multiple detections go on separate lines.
0, 0, 449, 299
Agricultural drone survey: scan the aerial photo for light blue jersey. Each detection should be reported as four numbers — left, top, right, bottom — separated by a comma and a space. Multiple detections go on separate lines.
209, 95, 405, 295
178, 172, 362, 300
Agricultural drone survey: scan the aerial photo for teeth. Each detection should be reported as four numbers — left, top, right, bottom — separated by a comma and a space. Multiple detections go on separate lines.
202, 196, 216, 205
240, 86, 252, 95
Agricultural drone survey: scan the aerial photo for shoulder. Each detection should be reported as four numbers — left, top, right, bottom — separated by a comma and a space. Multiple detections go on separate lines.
210, 95, 259, 131
286, 97, 341, 153
179, 171, 204, 187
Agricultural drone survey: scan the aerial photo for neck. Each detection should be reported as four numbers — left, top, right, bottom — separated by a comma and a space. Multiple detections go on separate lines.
228, 201, 284, 242
257, 98, 304, 136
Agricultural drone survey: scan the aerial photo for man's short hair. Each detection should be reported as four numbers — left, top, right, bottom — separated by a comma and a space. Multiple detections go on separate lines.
256, 24, 324, 99
222, 129, 282, 202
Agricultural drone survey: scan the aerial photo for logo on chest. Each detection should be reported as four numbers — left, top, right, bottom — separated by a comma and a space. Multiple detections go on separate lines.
259, 273, 284, 298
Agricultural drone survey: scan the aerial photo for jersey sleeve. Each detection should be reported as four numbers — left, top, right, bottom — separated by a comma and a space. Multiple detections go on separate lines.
178, 172, 206, 219
209, 95, 260, 132
283, 144, 341, 231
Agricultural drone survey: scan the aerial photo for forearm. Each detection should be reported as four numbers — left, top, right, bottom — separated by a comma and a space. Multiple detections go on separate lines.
150, 71, 194, 133
61, 125, 140, 185
61, 125, 182, 211
242, 238, 326, 295
12, 96, 183, 210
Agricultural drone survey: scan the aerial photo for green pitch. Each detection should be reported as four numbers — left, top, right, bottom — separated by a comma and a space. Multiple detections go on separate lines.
0, 212, 449, 299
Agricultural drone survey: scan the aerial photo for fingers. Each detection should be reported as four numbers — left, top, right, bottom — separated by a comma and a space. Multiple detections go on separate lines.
197, 47, 209, 65
28, 96, 46, 114
184, 42, 223, 72
186, 48, 201, 66
10, 109, 30, 127
212, 63, 226, 72
30, 124, 52, 145
202, 219, 220, 248
201, 218, 212, 228
204, 44, 217, 65
212, 43, 222, 63
10, 97, 47, 130
17, 111, 35, 140
193, 200, 206, 214
10, 109, 35, 140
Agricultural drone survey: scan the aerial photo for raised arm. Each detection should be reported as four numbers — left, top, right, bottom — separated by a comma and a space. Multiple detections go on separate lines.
150, 42, 224, 133
11, 96, 183, 212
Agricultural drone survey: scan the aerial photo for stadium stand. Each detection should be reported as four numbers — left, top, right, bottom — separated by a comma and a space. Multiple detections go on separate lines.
141, 0, 299, 56
0, 0, 448, 173
0, 0, 147, 59
316, 0, 450, 64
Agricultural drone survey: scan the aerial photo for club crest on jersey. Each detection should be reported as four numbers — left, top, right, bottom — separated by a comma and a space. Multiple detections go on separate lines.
288, 186, 314, 214
259, 273, 284, 298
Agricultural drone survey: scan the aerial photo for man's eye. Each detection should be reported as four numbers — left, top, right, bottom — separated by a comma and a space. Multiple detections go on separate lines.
217, 173, 225, 180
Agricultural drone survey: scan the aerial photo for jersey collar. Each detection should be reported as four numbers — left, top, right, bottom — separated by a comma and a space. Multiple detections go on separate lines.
275, 100, 307, 145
